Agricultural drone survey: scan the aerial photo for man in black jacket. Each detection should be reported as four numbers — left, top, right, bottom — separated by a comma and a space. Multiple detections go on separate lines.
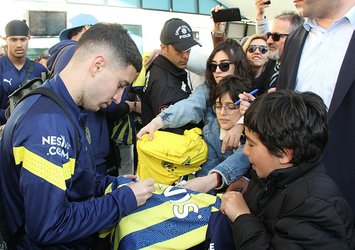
276, 0, 355, 221
140, 18, 202, 135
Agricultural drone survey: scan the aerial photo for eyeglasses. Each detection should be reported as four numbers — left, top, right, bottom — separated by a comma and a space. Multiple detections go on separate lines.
213, 103, 239, 114
247, 45, 268, 54
266, 32, 289, 41
208, 62, 232, 72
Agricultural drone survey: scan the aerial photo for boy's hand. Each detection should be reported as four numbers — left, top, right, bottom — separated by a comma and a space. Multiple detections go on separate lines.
221, 191, 250, 222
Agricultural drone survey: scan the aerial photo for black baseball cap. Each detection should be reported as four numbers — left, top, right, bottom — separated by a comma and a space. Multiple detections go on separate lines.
160, 18, 201, 52
5, 20, 30, 37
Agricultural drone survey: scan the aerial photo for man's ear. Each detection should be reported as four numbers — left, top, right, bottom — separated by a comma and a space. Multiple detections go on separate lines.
91, 55, 105, 76
160, 44, 168, 55
279, 148, 294, 165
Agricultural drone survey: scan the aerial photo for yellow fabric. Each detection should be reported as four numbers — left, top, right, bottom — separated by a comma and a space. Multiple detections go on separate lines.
13, 146, 75, 191
131, 64, 146, 89
137, 128, 207, 185
131, 51, 152, 90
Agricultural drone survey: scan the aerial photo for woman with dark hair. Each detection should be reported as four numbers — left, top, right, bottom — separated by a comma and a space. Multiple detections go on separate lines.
205, 38, 254, 107
138, 38, 254, 153
189, 75, 253, 194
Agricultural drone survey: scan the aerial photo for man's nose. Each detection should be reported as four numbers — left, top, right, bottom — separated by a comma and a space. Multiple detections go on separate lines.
267, 36, 274, 44
181, 51, 189, 60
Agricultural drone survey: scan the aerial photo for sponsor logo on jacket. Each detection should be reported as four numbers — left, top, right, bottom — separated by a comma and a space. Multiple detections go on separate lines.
42, 135, 71, 159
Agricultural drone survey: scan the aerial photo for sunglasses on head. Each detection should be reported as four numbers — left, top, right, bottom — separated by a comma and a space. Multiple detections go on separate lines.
266, 32, 289, 41
208, 62, 232, 72
247, 45, 268, 54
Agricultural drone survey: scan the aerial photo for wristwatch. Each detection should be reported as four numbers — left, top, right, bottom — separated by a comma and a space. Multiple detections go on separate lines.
211, 31, 225, 37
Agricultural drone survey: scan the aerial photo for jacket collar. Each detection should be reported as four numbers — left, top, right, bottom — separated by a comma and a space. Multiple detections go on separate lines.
252, 160, 322, 190
149, 54, 187, 79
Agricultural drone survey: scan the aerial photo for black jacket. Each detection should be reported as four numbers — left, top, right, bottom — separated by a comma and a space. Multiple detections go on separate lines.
140, 55, 202, 134
276, 27, 355, 218
253, 59, 276, 94
232, 162, 354, 249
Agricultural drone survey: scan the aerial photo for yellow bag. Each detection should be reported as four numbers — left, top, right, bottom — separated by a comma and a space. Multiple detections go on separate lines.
137, 128, 208, 185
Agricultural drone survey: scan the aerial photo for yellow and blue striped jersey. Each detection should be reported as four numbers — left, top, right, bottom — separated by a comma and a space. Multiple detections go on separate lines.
103, 177, 221, 249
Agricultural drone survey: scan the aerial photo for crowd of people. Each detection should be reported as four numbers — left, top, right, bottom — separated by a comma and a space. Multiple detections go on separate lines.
0, 0, 354, 249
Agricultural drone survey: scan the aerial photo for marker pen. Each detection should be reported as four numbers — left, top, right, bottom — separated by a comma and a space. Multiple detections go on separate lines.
234, 88, 259, 105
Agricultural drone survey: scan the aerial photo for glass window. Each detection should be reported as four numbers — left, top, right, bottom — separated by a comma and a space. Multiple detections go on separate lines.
122, 24, 143, 54
28, 11, 67, 37
172, 0, 197, 13
142, 0, 170, 11
108, 0, 140, 7
198, 0, 222, 15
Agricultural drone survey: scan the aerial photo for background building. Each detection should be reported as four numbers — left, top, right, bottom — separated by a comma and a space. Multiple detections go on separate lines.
0, 0, 296, 66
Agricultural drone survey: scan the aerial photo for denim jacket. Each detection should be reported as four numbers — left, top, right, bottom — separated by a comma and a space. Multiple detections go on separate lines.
159, 82, 215, 129
200, 118, 250, 189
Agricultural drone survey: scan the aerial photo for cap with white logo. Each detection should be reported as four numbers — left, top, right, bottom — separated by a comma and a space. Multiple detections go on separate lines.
160, 18, 201, 52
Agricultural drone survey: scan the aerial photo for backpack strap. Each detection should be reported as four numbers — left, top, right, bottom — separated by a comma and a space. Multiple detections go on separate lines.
48, 45, 76, 78
8, 77, 44, 113
20, 87, 80, 155
19, 60, 35, 87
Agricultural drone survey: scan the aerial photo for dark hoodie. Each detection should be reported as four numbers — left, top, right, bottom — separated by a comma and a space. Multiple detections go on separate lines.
47, 39, 77, 76
47, 39, 113, 173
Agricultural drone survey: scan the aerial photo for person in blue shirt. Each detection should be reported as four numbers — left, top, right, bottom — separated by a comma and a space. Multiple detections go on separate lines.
0, 23, 155, 249
47, 14, 123, 174
0, 20, 47, 124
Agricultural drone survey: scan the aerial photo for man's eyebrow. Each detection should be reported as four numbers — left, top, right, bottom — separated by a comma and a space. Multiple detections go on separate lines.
119, 80, 130, 88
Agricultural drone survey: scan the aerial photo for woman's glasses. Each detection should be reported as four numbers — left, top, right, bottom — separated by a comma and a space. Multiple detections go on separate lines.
247, 45, 268, 54
266, 32, 289, 41
213, 103, 239, 114
208, 62, 232, 72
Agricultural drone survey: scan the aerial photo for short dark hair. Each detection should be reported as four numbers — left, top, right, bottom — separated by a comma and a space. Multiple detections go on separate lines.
275, 11, 305, 33
214, 75, 253, 104
244, 90, 328, 164
76, 23, 142, 73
